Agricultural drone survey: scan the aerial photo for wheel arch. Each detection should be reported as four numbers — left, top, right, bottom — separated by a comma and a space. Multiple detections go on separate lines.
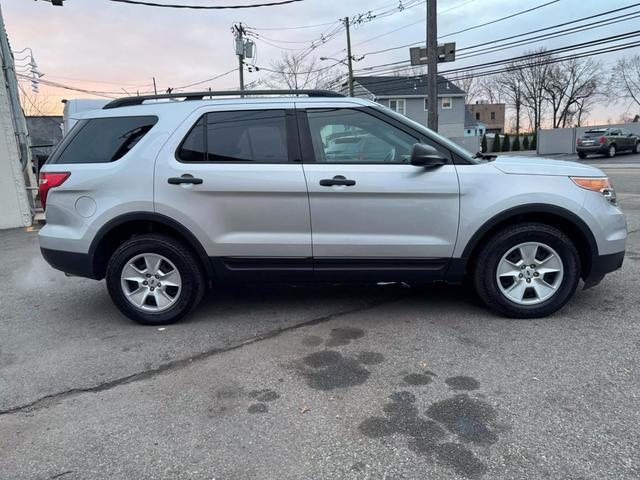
448, 204, 598, 282
89, 212, 213, 281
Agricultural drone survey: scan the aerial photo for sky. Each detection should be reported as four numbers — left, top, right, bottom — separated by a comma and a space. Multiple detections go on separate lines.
3, 0, 639, 126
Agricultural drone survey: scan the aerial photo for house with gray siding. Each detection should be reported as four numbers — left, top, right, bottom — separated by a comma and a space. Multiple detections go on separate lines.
350, 75, 466, 138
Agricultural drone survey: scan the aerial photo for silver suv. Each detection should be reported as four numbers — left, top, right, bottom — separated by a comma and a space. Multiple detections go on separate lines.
38, 90, 626, 325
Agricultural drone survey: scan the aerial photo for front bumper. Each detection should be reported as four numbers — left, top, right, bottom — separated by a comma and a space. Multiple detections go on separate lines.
583, 250, 624, 289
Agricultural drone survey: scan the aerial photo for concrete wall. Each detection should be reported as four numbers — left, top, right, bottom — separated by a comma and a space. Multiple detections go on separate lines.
537, 122, 640, 155
0, 71, 31, 229
450, 135, 480, 153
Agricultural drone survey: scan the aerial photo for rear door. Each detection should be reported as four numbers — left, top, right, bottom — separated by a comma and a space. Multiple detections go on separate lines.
154, 104, 312, 280
296, 102, 460, 281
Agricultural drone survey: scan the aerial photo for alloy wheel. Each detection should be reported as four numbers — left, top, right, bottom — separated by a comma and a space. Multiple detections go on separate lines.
120, 253, 182, 312
496, 242, 564, 305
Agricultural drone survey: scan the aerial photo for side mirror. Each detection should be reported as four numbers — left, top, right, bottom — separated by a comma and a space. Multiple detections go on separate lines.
410, 143, 447, 167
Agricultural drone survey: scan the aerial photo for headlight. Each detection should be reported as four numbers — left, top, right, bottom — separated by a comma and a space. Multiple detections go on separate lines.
570, 176, 617, 205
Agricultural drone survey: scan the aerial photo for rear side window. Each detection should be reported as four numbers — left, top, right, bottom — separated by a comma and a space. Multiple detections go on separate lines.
48, 116, 158, 164
178, 110, 289, 163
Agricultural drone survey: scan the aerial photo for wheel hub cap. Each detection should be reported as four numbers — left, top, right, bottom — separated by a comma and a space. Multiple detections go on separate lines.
496, 242, 564, 306
120, 253, 182, 312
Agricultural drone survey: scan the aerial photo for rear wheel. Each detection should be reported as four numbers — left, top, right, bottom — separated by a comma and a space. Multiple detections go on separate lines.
606, 144, 616, 158
634, 142, 640, 154
106, 234, 205, 325
577, 152, 587, 159
473, 223, 580, 318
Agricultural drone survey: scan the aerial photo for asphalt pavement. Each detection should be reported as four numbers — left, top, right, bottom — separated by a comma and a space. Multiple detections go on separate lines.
1, 155, 639, 479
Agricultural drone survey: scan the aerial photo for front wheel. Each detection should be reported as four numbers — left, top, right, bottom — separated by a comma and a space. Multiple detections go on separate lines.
606, 144, 616, 158
106, 234, 205, 325
473, 223, 580, 318
634, 142, 640, 154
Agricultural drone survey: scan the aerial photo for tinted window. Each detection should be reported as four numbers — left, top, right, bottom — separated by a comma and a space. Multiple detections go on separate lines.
306, 108, 420, 164
178, 110, 289, 163
49, 116, 157, 164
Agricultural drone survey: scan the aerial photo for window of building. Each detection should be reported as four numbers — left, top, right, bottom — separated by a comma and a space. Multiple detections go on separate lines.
424, 98, 429, 111
475, 112, 480, 120
442, 97, 452, 109
490, 111, 496, 120
388, 99, 406, 115
178, 110, 289, 163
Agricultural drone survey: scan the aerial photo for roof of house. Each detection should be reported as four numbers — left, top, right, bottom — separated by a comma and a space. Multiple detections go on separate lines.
353, 75, 465, 97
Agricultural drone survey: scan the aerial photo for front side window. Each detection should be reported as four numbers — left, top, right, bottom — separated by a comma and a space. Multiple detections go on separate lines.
306, 108, 420, 164
388, 99, 406, 115
442, 97, 452, 109
178, 110, 289, 163
48, 116, 157, 164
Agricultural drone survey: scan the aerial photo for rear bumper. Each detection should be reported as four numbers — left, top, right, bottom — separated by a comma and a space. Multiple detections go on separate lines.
576, 145, 607, 154
40, 248, 99, 280
583, 250, 624, 289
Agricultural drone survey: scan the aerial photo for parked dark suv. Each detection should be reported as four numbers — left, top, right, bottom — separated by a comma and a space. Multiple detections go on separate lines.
577, 128, 640, 159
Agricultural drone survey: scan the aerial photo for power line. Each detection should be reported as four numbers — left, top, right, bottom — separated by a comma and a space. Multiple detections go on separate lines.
457, 2, 640, 52
108, 0, 304, 9
439, 0, 560, 39
344, 31, 640, 91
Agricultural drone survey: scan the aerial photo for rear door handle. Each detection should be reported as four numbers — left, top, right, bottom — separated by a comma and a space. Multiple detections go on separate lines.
168, 176, 203, 185
319, 175, 356, 187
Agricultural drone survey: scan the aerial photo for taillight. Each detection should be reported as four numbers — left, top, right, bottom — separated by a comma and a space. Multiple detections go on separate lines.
38, 172, 70, 210
599, 135, 607, 145
577, 138, 582, 145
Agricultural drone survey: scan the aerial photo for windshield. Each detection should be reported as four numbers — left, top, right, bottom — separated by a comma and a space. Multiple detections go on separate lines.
373, 104, 481, 163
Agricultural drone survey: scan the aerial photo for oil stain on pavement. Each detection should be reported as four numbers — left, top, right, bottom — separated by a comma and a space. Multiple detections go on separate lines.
295, 328, 499, 478
359, 377, 499, 479
247, 388, 281, 414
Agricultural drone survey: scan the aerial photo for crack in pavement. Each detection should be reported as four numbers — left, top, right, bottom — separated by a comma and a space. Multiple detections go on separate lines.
0, 293, 408, 416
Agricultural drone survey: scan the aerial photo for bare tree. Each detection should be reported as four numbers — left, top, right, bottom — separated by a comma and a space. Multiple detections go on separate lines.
543, 57, 603, 128
516, 49, 553, 131
609, 54, 640, 110
476, 75, 502, 104
496, 69, 523, 133
263, 53, 337, 90
448, 73, 477, 103
18, 88, 58, 116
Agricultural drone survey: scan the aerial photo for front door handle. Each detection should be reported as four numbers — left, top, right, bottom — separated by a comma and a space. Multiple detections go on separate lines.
168, 176, 203, 185
319, 175, 356, 187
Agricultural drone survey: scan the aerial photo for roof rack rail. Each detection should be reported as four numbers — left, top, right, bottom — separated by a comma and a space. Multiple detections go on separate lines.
103, 89, 345, 109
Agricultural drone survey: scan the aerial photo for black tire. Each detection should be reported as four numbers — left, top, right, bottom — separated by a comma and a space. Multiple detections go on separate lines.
606, 144, 616, 158
577, 152, 587, 159
634, 142, 640, 154
106, 234, 206, 325
473, 223, 580, 318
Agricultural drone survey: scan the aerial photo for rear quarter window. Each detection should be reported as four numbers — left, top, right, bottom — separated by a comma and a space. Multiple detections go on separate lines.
48, 116, 158, 164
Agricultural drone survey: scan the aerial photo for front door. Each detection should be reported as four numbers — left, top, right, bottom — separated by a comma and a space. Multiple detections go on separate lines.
296, 103, 460, 281
154, 104, 312, 281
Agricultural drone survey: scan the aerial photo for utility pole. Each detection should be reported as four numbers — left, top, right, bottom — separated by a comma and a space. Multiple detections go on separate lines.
426, 0, 438, 131
344, 17, 354, 97
233, 23, 246, 96
152, 77, 157, 95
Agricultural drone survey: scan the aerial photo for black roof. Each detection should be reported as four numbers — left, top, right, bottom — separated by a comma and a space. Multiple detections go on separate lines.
353, 75, 465, 97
